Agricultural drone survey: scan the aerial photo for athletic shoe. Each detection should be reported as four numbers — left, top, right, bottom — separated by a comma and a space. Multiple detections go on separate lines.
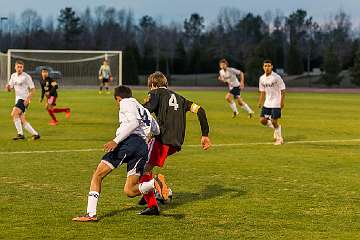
13, 134, 25, 140
106, 91, 111, 95
248, 111, 255, 118
138, 196, 147, 206
49, 120, 58, 126
138, 206, 160, 215
65, 110, 71, 119
232, 112, 239, 118
72, 214, 98, 222
274, 137, 284, 145
98, 91, 102, 94
154, 174, 170, 201
32, 135, 41, 140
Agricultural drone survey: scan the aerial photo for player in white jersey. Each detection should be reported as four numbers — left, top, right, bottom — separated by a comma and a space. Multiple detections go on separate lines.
218, 58, 254, 118
258, 60, 286, 145
73, 86, 163, 222
6, 60, 40, 140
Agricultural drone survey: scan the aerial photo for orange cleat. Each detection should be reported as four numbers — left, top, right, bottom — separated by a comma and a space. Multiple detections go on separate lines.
49, 120, 58, 126
72, 214, 98, 222
65, 110, 71, 119
154, 174, 170, 201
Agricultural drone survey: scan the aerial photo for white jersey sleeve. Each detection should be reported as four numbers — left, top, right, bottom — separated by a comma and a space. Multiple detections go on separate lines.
26, 73, 35, 89
150, 115, 160, 136
113, 100, 140, 144
277, 75, 286, 90
228, 67, 241, 75
259, 75, 265, 92
8, 74, 15, 88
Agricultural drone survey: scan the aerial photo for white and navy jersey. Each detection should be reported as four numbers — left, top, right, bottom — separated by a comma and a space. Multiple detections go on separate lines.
259, 71, 286, 108
219, 67, 241, 89
8, 72, 35, 103
113, 98, 159, 144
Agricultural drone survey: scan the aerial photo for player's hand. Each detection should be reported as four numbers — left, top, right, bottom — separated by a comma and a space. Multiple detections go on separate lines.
240, 82, 245, 90
24, 99, 30, 106
201, 136, 211, 150
218, 76, 224, 82
104, 141, 118, 152
281, 102, 285, 109
258, 103, 263, 108
5, 85, 11, 92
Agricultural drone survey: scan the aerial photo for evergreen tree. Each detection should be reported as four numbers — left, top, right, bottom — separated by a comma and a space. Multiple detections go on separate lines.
58, 7, 82, 49
322, 46, 342, 86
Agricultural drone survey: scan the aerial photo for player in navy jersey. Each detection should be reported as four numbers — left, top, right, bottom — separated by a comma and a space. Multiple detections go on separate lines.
138, 71, 212, 215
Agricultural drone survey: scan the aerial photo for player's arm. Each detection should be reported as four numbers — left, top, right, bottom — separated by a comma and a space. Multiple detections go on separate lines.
25, 76, 35, 106
258, 91, 265, 108
50, 79, 58, 95
104, 104, 140, 152
5, 76, 14, 92
278, 76, 286, 109
186, 100, 211, 150
143, 92, 159, 113
239, 71, 245, 89
150, 116, 160, 136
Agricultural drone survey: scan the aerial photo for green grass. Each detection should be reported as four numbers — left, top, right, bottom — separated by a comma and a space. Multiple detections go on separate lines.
1, 89, 360, 240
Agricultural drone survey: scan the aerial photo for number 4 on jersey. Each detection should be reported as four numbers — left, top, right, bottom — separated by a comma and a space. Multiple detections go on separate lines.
169, 94, 179, 111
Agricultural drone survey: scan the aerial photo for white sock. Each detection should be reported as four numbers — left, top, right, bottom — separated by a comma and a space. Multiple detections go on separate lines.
229, 101, 238, 114
14, 118, 23, 135
138, 178, 155, 194
241, 104, 254, 114
87, 191, 100, 217
267, 120, 274, 129
275, 125, 282, 139
23, 122, 38, 136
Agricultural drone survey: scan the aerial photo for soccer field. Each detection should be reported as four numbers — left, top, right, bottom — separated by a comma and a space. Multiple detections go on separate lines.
1, 89, 360, 240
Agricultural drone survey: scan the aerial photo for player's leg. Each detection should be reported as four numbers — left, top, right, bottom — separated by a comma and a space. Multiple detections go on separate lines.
99, 81, 104, 94
260, 107, 274, 128
49, 97, 71, 119
271, 109, 283, 145
105, 82, 110, 94
235, 95, 254, 118
20, 114, 40, 140
226, 92, 238, 117
72, 161, 112, 222
11, 106, 25, 140
47, 102, 58, 125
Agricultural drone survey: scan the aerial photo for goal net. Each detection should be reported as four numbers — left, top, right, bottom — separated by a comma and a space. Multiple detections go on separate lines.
5, 49, 122, 88
0, 52, 8, 88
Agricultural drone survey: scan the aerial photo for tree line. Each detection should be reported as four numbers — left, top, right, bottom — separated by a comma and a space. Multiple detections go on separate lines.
1, 6, 360, 86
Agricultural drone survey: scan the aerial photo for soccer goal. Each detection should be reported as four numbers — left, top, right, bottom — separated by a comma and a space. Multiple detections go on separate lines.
4, 49, 122, 87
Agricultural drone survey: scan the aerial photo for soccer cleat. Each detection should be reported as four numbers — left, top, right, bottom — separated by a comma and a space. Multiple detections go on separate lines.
138, 206, 160, 216
72, 214, 98, 222
274, 137, 284, 145
13, 134, 25, 140
98, 91, 102, 94
138, 196, 147, 206
232, 112, 239, 118
49, 120, 58, 126
248, 112, 254, 118
65, 110, 71, 119
32, 135, 41, 140
154, 174, 170, 201
106, 91, 111, 95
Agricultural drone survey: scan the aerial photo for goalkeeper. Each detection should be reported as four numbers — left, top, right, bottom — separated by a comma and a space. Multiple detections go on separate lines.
98, 60, 112, 94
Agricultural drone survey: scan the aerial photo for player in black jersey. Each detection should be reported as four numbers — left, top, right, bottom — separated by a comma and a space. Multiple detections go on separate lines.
138, 71, 211, 215
40, 68, 71, 125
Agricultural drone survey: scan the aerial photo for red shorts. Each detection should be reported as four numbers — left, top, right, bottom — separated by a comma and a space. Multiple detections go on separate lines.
147, 138, 178, 167
47, 96, 57, 106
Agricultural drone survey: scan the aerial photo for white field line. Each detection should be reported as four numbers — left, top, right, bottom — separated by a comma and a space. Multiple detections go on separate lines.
0, 138, 359, 155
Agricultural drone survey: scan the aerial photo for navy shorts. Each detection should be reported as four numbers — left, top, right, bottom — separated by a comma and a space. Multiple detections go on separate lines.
15, 99, 27, 113
102, 78, 109, 84
229, 87, 241, 98
101, 134, 148, 176
261, 107, 281, 119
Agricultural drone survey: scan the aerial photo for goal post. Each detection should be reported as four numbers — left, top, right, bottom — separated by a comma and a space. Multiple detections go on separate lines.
5, 49, 122, 87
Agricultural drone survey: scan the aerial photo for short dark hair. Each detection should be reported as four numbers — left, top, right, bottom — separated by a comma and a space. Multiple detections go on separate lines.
263, 59, 272, 65
114, 85, 132, 99
219, 58, 229, 65
41, 68, 49, 72
15, 60, 24, 65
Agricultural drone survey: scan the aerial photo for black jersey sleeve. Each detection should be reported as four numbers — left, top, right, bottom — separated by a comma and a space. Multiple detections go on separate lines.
49, 79, 58, 96
143, 91, 160, 113
40, 80, 46, 101
185, 100, 209, 137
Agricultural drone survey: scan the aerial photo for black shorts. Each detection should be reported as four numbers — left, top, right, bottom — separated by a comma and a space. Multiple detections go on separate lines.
229, 87, 241, 98
15, 99, 28, 113
101, 134, 148, 176
102, 78, 109, 84
261, 107, 281, 119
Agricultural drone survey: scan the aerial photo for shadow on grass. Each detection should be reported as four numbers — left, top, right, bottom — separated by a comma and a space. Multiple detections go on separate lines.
163, 184, 246, 211
102, 184, 246, 221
